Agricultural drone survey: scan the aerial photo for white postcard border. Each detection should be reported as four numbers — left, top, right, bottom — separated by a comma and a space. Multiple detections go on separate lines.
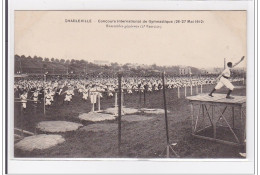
6, 0, 256, 174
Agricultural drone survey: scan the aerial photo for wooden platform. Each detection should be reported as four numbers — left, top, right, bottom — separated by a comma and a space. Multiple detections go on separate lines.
186, 93, 246, 106
186, 93, 246, 146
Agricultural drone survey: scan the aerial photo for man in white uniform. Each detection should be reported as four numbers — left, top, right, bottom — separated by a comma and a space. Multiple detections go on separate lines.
209, 56, 245, 99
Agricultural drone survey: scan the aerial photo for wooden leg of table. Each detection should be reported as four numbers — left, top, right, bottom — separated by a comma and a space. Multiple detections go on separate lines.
240, 107, 244, 143
194, 105, 201, 133
212, 106, 216, 139
242, 110, 246, 143
166, 145, 170, 158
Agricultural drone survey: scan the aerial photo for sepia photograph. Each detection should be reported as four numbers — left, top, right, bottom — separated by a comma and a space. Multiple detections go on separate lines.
13, 10, 247, 159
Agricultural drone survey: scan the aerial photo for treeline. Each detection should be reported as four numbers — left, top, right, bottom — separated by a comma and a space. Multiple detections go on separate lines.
14, 54, 202, 77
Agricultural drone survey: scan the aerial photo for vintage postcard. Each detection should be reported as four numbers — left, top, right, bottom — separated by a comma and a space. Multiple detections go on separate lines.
13, 10, 247, 159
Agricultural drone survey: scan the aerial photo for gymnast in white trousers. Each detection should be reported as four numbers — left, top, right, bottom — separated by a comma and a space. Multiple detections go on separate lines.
209, 56, 245, 99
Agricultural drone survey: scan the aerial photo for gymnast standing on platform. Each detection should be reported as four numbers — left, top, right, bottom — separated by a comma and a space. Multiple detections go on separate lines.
209, 56, 245, 99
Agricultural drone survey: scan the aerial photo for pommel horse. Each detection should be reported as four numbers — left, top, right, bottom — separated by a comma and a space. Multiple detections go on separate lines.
186, 93, 246, 146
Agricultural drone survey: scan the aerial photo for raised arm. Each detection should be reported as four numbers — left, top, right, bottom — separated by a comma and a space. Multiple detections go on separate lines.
232, 56, 245, 68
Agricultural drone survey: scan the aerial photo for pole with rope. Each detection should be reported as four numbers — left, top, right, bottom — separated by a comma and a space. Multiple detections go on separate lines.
161, 72, 179, 158
118, 73, 122, 155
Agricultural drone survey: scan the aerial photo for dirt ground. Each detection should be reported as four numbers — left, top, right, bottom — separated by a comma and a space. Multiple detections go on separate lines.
14, 82, 246, 158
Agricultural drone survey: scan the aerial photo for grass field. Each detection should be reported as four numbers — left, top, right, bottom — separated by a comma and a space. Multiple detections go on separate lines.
14, 81, 246, 158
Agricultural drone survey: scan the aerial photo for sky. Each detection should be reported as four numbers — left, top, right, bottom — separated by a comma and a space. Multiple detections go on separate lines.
15, 11, 247, 68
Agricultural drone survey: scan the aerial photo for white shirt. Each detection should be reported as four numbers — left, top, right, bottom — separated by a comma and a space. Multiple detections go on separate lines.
222, 68, 231, 77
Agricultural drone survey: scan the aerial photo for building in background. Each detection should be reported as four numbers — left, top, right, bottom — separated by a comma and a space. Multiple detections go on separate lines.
179, 66, 191, 75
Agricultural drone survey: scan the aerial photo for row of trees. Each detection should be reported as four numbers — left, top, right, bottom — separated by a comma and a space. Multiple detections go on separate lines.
15, 54, 206, 77
15, 54, 87, 65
